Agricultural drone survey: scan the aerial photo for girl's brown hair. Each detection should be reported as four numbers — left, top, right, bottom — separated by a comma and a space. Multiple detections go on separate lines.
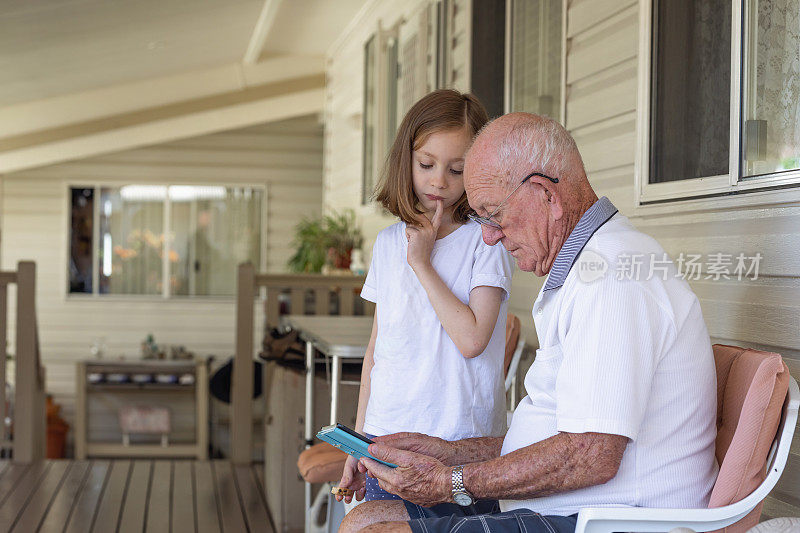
374, 89, 489, 224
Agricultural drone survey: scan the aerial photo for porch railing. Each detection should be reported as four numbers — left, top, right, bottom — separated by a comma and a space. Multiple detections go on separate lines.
0, 261, 46, 462
231, 263, 371, 464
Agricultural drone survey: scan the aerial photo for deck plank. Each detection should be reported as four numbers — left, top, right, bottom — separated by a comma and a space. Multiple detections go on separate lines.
92, 460, 132, 532
10, 460, 71, 533
0, 459, 269, 533
0, 464, 30, 511
253, 463, 265, 493
213, 462, 248, 533
251, 464, 273, 533
234, 465, 273, 533
38, 461, 90, 533
145, 461, 171, 533
64, 461, 111, 533
194, 462, 222, 533
0, 462, 49, 532
118, 460, 152, 533
172, 461, 195, 533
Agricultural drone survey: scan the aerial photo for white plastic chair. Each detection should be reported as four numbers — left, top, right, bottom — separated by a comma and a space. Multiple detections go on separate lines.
575, 375, 799, 533
505, 335, 526, 394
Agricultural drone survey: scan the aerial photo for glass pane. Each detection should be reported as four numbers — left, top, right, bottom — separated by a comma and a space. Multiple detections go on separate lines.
509, 0, 562, 118
741, 0, 800, 177
362, 35, 377, 204
650, 0, 731, 183
69, 187, 94, 294
98, 186, 164, 295
384, 35, 399, 159
170, 187, 262, 297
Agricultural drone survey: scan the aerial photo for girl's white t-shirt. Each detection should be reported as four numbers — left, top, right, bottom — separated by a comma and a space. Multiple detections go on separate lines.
360, 220, 513, 441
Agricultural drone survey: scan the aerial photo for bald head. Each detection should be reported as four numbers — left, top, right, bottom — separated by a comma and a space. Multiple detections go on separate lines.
463, 112, 599, 276
466, 112, 588, 191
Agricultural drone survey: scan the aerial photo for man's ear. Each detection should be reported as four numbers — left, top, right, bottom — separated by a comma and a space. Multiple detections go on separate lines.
530, 176, 563, 221
546, 187, 563, 221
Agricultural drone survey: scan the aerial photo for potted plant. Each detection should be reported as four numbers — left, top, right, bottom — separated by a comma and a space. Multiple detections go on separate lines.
323, 210, 363, 270
288, 209, 363, 273
287, 217, 329, 273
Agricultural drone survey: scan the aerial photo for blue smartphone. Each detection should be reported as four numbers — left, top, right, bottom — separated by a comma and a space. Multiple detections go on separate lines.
316, 423, 397, 468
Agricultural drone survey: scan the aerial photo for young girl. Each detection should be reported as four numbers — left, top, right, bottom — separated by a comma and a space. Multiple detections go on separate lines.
338, 89, 512, 508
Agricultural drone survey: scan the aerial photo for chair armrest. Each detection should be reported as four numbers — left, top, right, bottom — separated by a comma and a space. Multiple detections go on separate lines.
575, 506, 752, 533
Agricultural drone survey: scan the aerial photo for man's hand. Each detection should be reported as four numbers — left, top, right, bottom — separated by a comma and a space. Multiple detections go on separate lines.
406, 200, 443, 272
359, 443, 452, 507
372, 432, 456, 465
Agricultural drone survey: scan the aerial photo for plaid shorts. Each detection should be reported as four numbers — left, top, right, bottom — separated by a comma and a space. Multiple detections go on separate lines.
405, 503, 578, 533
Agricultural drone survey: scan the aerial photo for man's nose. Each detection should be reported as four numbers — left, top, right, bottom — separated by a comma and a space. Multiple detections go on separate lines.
481, 224, 503, 246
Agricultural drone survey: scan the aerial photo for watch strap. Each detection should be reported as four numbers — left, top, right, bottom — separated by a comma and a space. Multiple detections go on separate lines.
452, 465, 467, 493
451, 464, 474, 506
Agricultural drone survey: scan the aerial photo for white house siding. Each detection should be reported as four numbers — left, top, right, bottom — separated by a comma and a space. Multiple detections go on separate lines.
0, 115, 323, 446
565, 0, 800, 518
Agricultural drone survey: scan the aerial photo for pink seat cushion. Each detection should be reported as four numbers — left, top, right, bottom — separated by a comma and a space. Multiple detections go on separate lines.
297, 442, 348, 484
708, 344, 790, 533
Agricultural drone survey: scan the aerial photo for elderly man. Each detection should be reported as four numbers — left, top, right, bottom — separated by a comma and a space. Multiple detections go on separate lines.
340, 113, 718, 533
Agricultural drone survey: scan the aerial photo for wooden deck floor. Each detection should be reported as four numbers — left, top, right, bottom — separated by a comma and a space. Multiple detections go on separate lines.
0, 460, 274, 533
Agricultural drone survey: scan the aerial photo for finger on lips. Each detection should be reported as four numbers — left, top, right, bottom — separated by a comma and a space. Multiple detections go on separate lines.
432, 200, 444, 227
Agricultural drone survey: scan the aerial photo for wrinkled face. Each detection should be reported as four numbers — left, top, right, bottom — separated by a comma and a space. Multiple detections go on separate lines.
411, 127, 472, 214
465, 161, 554, 275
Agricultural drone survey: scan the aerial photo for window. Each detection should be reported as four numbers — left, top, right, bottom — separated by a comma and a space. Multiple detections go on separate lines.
397, 2, 440, 121
506, 0, 563, 118
741, 0, 800, 178
362, 23, 401, 205
68, 185, 263, 297
639, 0, 800, 203
362, 35, 377, 205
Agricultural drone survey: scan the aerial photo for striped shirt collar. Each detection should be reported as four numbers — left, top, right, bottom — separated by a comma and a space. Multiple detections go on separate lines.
543, 196, 618, 292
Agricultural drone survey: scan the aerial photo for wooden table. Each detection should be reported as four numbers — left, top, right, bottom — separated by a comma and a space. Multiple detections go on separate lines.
75, 359, 208, 459
281, 315, 372, 437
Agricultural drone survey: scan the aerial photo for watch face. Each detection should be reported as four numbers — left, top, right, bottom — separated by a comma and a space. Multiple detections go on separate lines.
453, 491, 473, 506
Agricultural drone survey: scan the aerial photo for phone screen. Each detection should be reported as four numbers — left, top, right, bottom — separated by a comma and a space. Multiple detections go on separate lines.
336, 423, 374, 445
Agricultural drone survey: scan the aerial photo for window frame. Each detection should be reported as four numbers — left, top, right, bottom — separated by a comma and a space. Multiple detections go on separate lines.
64, 181, 268, 301
636, 0, 800, 206
361, 22, 401, 206
503, 0, 568, 124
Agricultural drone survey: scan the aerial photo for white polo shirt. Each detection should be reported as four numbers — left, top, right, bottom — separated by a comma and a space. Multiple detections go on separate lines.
501, 197, 718, 515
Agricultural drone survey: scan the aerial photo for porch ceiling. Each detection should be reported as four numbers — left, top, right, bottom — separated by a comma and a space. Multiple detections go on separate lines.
0, 0, 366, 107
0, 0, 367, 173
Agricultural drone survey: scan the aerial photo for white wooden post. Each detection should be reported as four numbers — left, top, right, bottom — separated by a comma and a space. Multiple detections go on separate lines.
232, 262, 255, 464
0, 282, 7, 448
14, 261, 45, 462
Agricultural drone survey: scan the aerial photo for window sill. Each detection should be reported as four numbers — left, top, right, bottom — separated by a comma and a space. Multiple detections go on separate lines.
634, 178, 800, 217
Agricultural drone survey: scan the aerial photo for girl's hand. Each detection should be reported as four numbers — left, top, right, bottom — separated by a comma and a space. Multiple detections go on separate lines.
406, 200, 443, 271
336, 455, 366, 504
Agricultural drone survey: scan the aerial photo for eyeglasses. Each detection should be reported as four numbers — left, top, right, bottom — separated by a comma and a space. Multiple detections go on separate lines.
468, 172, 559, 229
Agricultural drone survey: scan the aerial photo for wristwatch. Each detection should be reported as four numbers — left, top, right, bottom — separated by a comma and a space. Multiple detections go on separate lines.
451, 465, 475, 506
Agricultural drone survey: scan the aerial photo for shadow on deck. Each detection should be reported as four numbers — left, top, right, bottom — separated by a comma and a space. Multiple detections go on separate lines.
0, 460, 274, 533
